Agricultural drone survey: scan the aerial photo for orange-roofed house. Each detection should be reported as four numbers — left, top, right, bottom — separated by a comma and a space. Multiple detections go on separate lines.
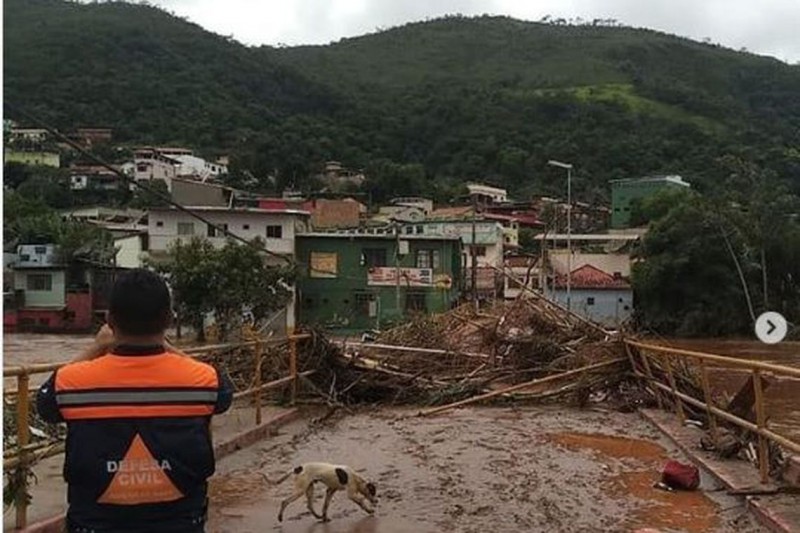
550, 264, 633, 327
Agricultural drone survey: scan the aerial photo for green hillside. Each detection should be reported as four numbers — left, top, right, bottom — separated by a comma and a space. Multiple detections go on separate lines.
2, 0, 337, 147
4, 2, 800, 201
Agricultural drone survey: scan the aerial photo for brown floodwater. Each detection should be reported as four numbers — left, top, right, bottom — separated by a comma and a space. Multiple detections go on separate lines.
549, 432, 719, 532
653, 338, 800, 443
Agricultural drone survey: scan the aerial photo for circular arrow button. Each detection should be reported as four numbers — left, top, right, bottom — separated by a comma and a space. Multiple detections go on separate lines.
755, 312, 787, 345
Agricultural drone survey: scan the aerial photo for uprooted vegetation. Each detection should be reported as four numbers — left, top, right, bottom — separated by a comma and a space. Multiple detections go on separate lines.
304, 298, 648, 410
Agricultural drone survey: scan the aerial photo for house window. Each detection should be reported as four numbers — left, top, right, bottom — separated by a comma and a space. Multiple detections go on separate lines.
405, 292, 426, 313
27, 274, 53, 291
471, 246, 486, 257
404, 226, 413, 234
207, 223, 228, 238
415, 225, 423, 234
416, 249, 441, 269
155, 221, 164, 227
587, 297, 596, 306
362, 248, 387, 267
266, 225, 283, 239
34, 246, 47, 255
177, 222, 194, 236
355, 293, 375, 316
20, 254, 30, 262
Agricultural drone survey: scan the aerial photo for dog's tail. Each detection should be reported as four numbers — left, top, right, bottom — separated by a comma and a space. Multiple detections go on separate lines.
260, 470, 293, 486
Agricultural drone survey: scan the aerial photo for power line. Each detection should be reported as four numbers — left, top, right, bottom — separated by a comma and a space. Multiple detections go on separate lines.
6, 101, 293, 264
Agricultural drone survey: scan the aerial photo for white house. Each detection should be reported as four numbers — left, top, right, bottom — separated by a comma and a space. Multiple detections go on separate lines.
401, 218, 506, 295
467, 183, 508, 205
133, 148, 180, 188
147, 206, 309, 258
147, 206, 311, 332
173, 154, 228, 181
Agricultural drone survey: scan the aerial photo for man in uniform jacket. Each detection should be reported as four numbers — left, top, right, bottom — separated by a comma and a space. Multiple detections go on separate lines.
37, 269, 234, 533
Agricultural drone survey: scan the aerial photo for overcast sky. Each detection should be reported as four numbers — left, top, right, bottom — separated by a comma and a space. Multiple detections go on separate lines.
153, 0, 799, 63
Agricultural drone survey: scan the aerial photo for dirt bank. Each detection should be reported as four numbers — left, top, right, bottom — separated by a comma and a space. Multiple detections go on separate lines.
207, 406, 766, 533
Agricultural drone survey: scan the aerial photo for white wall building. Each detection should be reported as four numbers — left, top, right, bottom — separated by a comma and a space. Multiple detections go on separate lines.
147, 207, 309, 257
133, 148, 179, 188
548, 251, 631, 278
467, 183, 508, 204
147, 207, 311, 332
409, 219, 506, 270
173, 154, 228, 181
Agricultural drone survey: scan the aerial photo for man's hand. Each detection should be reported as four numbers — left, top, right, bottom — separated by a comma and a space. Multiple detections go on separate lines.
94, 324, 116, 351
73, 323, 117, 362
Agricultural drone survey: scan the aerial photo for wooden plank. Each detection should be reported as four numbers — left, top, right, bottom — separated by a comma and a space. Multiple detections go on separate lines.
418, 358, 625, 417
753, 369, 769, 484
625, 340, 800, 378
344, 341, 495, 361
698, 359, 719, 443
16, 373, 30, 529
727, 373, 772, 423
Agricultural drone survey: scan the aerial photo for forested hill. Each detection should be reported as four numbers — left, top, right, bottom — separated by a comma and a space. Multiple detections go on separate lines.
4, 0, 800, 201
2, 0, 338, 146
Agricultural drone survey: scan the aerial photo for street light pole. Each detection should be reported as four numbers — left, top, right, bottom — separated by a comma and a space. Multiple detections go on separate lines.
548, 160, 573, 311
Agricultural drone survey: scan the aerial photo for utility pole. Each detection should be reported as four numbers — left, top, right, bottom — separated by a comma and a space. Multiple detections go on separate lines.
548, 160, 573, 311
471, 195, 478, 311
395, 222, 401, 313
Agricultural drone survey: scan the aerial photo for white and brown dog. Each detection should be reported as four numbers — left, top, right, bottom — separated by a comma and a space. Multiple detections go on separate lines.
265, 462, 377, 522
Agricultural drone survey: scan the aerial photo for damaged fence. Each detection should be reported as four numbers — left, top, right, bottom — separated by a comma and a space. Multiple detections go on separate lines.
2, 332, 313, 531
626, 340, 800, 486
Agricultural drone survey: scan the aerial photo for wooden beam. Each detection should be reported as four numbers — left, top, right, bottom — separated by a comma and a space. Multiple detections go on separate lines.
418, 358, 625, 417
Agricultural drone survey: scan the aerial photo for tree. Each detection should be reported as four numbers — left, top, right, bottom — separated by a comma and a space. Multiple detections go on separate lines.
155, 237, 295, 341
632, 196, 753, 336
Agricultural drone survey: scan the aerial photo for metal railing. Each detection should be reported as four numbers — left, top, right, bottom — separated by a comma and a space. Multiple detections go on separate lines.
625, 339, 800, 485
2, 332, 310, 530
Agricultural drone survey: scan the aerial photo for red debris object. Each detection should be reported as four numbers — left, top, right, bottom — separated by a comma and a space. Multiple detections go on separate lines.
661, 460, 700, 490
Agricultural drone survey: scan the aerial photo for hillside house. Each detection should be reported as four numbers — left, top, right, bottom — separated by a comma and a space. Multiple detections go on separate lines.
296, 230, 462, 334
503, 255, 541, 300
147, 206, 311, 333
133, 148, 179, 186
8, 244, 117, 333
69, 165, 123, 191
4, 150, 60, 168
146, 206, 309, 259
319, 161, 366, 189
173, 154, 228, 181
467, 183, 508, 206
549, 264, 633, 327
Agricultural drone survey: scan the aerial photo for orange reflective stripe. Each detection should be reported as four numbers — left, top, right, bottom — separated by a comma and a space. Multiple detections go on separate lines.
55, 352, 218, 392
60, 404, 215, 420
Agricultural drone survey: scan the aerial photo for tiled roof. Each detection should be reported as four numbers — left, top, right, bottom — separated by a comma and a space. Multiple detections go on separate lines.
554, 264, 630, 290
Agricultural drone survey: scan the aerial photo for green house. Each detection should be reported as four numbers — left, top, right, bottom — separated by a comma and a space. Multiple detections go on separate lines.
296, 231, 463, 334
610, 175, 690, 229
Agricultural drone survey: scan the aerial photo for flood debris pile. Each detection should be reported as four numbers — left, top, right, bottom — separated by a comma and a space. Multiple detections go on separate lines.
307, 298, 644, 409
2, 395, 65, 453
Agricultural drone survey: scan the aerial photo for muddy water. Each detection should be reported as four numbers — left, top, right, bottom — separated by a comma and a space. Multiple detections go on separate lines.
549, 432, 718, 532
206, 407, 764, 533
2, 333, 94, 389
657, 338, 800, 442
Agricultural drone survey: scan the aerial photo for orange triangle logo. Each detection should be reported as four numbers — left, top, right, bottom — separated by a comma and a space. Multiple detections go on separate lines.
98, 434, 184, 505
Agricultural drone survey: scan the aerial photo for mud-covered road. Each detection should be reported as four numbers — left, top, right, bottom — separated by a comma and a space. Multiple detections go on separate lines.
207, 406, 765, 533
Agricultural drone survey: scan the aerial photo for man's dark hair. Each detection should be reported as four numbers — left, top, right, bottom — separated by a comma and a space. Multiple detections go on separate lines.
109, 269, 171, 336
